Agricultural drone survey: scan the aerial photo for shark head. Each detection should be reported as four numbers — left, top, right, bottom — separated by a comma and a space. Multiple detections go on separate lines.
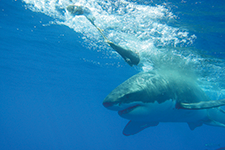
103, 73, 147, 109
102, 73, 159, 120
102, 72, 183, 122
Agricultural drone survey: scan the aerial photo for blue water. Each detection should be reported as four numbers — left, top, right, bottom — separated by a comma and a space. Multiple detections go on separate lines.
1, 0, 225, 150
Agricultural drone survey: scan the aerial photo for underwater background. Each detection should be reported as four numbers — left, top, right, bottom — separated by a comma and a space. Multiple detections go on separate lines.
1, 0, 225, 149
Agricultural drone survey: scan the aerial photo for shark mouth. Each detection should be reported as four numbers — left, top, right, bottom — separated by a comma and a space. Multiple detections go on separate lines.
118, 104, 140, 115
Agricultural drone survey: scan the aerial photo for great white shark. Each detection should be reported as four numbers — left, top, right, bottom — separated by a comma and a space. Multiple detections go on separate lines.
103, 70, 225, 136
66, 4, 225, 136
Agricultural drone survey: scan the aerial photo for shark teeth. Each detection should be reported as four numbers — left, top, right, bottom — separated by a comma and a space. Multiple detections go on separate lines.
118, 105, 140, 115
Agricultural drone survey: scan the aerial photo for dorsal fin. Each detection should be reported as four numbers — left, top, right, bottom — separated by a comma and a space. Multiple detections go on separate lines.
176, 99, 225, 110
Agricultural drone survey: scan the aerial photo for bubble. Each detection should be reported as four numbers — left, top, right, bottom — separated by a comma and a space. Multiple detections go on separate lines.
22, 0, 225, 98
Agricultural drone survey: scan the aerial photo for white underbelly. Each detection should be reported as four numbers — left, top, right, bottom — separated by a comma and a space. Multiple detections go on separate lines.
119, 99, 208, 122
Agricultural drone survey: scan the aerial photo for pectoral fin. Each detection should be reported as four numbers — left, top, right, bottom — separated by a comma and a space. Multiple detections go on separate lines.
187, 122, 203, 130
176, 99, 225, 110
123, 121, 159, 136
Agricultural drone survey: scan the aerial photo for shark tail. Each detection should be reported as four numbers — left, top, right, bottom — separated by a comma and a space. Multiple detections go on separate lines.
205, 108, 225, 128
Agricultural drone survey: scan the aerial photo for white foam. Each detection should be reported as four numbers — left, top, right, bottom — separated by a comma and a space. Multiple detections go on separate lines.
22, 0, 225, 98
22, 0, 194, 51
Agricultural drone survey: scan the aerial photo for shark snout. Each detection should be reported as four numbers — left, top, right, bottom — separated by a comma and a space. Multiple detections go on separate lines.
103, 101, 115, 108
103, 93, 121, 110
102, 97, 122, 111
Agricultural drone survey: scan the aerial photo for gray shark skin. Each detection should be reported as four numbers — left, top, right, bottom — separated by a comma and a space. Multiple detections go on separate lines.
66, 5, 140, 66
103, 70, 225, 136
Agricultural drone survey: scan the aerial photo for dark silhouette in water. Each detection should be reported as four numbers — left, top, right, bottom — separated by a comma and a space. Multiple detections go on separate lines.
66, 5, 140, 66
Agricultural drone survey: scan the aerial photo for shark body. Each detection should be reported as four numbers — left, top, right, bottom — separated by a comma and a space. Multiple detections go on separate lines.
103, 71, 225, 136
